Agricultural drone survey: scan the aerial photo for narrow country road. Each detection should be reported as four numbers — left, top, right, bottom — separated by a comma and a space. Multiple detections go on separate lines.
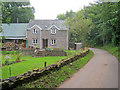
58, 48, 118, 88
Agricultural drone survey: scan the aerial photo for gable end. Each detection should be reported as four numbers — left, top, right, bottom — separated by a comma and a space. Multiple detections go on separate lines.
27, 24, 42, 30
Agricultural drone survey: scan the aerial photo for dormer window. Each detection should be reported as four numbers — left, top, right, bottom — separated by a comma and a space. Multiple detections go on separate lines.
33, 29, 37, 33
51, 28, 56, 34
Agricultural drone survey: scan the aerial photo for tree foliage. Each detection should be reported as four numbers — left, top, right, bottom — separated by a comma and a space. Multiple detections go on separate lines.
57, 10, 75, 20
66, 10, 93, 48
57, 1, 120, 47
84, 1, 120, 46
2, 2, 35, 23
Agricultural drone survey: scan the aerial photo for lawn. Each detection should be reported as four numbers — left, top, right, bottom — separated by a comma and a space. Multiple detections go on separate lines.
1, 51, 18, 65
15, 50, 93, 88
1, 50, 81, 79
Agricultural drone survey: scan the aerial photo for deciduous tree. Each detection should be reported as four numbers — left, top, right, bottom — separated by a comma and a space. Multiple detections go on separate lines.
2, 2, 35, 23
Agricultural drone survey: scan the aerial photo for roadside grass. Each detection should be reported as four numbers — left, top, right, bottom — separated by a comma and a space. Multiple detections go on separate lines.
15, 50, 93, 88
1, 50, 81, 79
96, 44, 120, 61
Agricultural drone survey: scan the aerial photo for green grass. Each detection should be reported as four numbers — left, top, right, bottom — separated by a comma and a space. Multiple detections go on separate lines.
65, 50, 82, 56
2, 56, 66, 79
1, 50, 81, 65
2, 54, 18, 65
15, 50, 93, 88
1, 50, 81, 79
96, 44, 120, 61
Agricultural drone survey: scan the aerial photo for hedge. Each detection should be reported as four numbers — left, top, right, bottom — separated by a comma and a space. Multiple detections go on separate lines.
1, 51, 18, 55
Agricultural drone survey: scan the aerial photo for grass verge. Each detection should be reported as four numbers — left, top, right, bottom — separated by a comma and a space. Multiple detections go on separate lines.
96, 44, 120, 62
15, 50, 93, 88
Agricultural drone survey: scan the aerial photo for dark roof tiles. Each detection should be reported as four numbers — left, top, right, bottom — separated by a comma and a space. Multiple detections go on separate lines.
27, 20, 69, 30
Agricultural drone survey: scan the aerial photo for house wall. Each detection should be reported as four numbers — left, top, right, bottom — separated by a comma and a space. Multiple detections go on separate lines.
27, 26, 40, 48
41, 29, 68, 50
27, 26, 68, 50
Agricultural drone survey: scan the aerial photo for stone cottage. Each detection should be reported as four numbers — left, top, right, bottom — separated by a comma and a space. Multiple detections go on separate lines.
1, 20, 69, 50
27, 20, 69, 50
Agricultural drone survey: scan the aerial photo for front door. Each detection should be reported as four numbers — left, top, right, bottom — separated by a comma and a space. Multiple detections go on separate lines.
43, 39, 48, 49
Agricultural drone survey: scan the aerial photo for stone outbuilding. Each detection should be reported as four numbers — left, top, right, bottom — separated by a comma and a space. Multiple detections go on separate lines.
75, 43, 82, 50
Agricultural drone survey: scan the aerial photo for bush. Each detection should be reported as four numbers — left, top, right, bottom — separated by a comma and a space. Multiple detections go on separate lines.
16, 53, 22, 62
2, 51, 18, 55
5, 59, 9, 65
5, 55, 11, 65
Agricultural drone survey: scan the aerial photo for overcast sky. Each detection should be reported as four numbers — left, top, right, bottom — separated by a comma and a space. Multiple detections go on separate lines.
30, 0, 98, 19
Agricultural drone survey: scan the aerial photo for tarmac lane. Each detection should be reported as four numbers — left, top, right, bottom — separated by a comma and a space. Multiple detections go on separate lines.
58, 48, 118, 88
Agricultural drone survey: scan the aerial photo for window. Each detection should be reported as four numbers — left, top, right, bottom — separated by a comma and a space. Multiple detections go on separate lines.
32, 39, 38, 44
51, 39, 56, 45
33, 29, 37, 33
51, 29, 56, 34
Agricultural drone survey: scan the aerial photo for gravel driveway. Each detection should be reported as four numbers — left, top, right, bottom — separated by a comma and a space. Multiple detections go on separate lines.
58, 48, 118, 88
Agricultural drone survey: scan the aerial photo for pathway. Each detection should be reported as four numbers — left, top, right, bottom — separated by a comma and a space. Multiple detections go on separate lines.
58, 48, 118, 88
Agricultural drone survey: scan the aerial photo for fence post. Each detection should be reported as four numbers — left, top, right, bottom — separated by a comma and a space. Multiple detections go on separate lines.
9, 67, 11, 77
44, 61, 47, 68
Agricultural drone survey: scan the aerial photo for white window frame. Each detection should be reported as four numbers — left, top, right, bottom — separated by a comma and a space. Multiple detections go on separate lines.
51, 28, 56, 34
51, 39, 56, 45
33, 29, 37, 34
32, 39, 38, 44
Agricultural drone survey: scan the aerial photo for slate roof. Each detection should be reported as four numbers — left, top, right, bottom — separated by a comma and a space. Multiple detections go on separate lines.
2, 23, 28, 39
27, 20, 69, 30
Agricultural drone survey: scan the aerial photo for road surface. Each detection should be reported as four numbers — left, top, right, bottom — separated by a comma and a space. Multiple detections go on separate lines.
58, 48, 118, 88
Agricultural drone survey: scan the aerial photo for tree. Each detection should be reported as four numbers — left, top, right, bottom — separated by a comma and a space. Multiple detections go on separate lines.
2, 2, 35, 23
66, 10, 93, 48
57, 1, 120, 47
110, 2, 120, 46
0, 1, 2, 32
57, 14, 66, 20
84, 1, 120, 46
57, 10, 75, 20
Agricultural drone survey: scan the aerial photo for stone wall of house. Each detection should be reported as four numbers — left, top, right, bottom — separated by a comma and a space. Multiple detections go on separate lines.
41, 29, 68, 50
27, 25, 40, 48
27, 26, 68, 50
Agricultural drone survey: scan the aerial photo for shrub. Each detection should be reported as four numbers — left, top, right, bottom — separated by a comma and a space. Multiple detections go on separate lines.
2, 51, 18, 55
5, 55, 11, 65
16, 53, 22, 62
5, 59, 9, 65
